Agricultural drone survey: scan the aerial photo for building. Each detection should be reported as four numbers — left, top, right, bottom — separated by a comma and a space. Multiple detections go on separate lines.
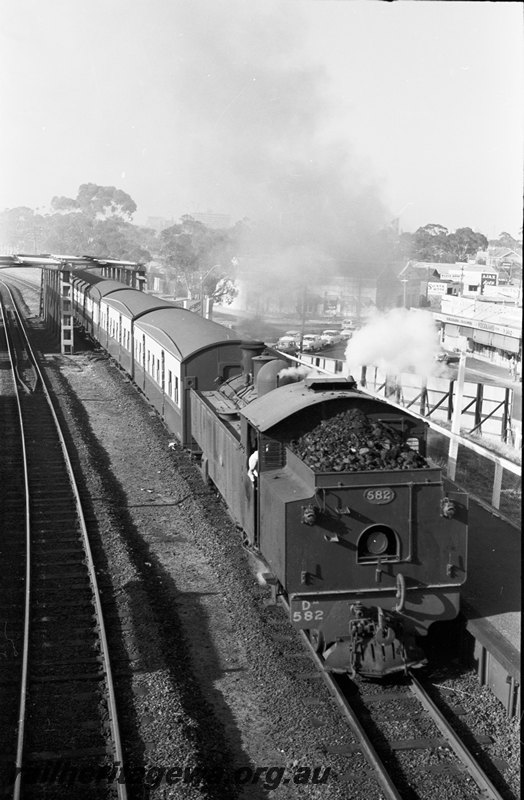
228, 260, 402, 320
477, 247, 522, 286
189, 211, 231, 229
398, 262, 443, 307
426, 279, 462, 306
145, 216, 176, 231
400, 261, 505, 310
436, 263, 499, 295
434, 294, 521, 368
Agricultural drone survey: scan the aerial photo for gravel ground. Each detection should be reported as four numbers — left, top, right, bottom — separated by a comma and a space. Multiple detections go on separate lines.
42, 345, 520, 800
3, 273, 520, 800
40, 346, 381, 800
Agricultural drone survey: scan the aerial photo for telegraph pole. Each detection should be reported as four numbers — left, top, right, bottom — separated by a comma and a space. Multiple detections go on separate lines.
299, 285, 307, 353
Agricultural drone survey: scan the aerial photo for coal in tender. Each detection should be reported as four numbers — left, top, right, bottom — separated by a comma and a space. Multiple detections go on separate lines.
289, 408, 429, 472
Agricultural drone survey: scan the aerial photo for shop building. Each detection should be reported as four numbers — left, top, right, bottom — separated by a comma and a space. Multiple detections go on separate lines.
434, 295, 521, 370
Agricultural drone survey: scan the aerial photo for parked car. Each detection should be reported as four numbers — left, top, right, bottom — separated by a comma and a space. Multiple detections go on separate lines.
320, 329, 343, 345
275, 335, 298, 353
301, 333, 324, 352
435, 350, 461, 364
340, 329, 354, 339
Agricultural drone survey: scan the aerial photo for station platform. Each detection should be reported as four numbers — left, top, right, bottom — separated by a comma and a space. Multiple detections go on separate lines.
460, 499, 520, 715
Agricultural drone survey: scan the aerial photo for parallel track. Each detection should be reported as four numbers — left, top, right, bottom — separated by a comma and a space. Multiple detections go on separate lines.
0, 282, 127, 799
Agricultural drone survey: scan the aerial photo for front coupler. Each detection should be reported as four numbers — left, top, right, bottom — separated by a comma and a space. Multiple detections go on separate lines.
323, 602, 426, 678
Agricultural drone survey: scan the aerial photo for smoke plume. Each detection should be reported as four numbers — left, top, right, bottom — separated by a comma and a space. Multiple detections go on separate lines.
172, 0, 387, 262
344, 309, 442, 378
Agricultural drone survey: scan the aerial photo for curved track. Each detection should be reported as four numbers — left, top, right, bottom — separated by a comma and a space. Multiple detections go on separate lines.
0, 281, 127, 799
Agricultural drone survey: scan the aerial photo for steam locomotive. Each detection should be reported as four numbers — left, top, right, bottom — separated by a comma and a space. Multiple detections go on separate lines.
69, 270, 468, 678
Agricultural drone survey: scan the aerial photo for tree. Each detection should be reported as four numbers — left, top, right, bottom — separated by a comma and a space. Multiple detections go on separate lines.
417, 223, 449, 238
0, 207, 47, 252
76, 183, 137, 220
412, 224, 451, 262
211, 276, 238, 305
159, 216, 239, 298
85, 217, 152, 262
496, 231, 520, 251
159, 224, 201, 297
409, 223, 488, 264
50, 195, 80, 214
447, 228, 488, 262
42, 212, 94, 254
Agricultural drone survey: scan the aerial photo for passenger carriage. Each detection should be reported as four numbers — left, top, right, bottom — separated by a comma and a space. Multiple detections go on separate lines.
84, 280, 128, 341
99, 291, 172, 375
133, 308, 245, 446
70, 270, 106, 334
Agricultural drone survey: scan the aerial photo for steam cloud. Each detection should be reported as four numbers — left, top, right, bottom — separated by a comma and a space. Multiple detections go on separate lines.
345, 309, 442, 378
278, 365, 313, 382
173, 0, 387, 262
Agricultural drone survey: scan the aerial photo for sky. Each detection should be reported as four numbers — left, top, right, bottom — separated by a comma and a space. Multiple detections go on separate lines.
0, 0, 522, 240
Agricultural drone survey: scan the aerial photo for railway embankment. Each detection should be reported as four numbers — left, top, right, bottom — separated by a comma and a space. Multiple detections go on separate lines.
39, 342, 519, 800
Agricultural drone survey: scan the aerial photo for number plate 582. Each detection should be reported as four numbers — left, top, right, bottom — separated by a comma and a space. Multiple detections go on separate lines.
364, 487, 396, 504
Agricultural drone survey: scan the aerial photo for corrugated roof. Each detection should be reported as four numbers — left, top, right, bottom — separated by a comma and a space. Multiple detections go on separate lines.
487, 247, 521, 258
469, 305, 521, 328
134, 307, 241, 360
439, 298, 522, 331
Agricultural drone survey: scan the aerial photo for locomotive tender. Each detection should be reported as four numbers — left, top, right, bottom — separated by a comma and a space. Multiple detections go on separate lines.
70, 270, 468, 678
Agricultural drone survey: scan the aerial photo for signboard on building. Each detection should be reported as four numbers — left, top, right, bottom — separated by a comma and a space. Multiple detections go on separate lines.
428, 282, 447, 295
435, 312, 520, 340
480, 273, 498, 291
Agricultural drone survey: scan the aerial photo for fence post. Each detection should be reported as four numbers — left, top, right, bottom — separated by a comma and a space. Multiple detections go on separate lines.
419, 381, 427, 416
448, 353, 467, 481
502, 388, 511, 443
491, 462, 503, 509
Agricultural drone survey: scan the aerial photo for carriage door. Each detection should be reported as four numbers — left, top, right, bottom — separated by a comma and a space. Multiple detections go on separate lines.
140, 334, 145, 390
161, 350, 165, 416
244, 425, 259, 547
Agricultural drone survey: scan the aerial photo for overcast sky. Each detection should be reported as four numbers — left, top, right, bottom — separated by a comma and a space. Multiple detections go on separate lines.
1, 0, 522, 239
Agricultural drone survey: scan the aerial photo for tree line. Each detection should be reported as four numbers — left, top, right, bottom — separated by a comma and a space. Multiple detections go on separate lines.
1, 184, 520, 301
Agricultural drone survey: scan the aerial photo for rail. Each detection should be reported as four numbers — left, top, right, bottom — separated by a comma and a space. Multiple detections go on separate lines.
1, 281, 128, 800
279, 597, 506, 800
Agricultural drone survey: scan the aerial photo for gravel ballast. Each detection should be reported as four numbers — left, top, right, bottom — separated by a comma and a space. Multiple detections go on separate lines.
2, 272, 519, 800
42, 344, 519, 800
41, 348, 375, 800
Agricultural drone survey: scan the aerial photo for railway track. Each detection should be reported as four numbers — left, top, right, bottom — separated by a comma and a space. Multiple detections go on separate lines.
0, 282, 127, 799
277, 596, 508, 800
